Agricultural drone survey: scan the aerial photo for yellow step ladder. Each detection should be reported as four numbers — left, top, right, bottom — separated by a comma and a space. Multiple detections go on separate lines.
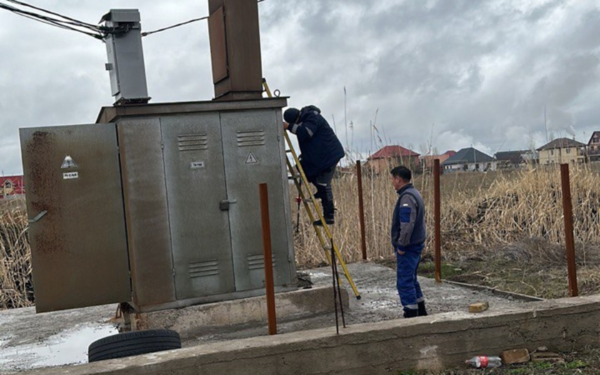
263, 79, 361, 299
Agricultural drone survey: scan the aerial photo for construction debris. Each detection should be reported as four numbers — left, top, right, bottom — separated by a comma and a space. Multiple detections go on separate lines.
531, 352, 565, 363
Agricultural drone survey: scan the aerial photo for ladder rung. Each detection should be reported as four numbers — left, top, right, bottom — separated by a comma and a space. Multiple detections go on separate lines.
286, 149, 292, 153
323, 245, 332, 251
287, 175, 300, 180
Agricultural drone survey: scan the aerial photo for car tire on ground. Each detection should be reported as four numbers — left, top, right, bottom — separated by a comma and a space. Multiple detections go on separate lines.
88, 329, 181, 363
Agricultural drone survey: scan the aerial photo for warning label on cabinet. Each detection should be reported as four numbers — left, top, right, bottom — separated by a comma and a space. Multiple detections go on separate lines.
245, 152, 259, 164
63, 172, 79, 180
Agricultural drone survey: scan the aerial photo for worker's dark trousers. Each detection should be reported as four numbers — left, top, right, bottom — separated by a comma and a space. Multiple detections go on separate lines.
396, 243, 425, 310
313, 165, 336, 219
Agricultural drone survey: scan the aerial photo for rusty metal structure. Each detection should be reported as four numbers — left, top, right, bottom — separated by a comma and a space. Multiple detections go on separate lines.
560, 163, 578, 296
20, 3, 297, 313
208, 0, 263, 101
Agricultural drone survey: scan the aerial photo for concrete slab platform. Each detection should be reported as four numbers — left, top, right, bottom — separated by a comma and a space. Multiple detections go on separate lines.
0, 262, 531, 373
19, 295, 600, 375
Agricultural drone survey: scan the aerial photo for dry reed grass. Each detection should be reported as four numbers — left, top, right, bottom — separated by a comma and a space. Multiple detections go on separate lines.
293, 163, 600, 269
1, 163, 599, 308
0, 198, 32, 310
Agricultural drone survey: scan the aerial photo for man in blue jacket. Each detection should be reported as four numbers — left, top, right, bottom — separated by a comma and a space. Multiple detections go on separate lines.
390, 166, 428, 318
284, 105, 344, 226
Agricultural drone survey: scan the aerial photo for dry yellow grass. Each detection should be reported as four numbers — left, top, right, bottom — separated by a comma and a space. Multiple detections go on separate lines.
0, 198, 32, 310
1, 163, 599, 309
293, 163, 600, 268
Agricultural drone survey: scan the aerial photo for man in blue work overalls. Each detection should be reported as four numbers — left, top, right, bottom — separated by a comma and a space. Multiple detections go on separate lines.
390, 166, 428, 318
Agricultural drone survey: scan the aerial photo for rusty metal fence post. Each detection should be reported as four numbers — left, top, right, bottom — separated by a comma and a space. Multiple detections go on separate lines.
433, 159, 442, 283
357, 161, 367, 260
259, 183, 277, 334
560, 164, 578, 297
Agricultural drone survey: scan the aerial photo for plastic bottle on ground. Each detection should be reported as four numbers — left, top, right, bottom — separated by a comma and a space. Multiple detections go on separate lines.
465, 356, 502, 368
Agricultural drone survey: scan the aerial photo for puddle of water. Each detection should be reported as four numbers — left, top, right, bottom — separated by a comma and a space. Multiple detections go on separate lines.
0, 324, 118, 371
309, 271, 331, 278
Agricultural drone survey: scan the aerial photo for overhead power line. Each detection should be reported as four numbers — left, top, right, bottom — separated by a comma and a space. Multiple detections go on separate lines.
5, 0, 100, 32
0, 0, 271, 40
141, 0, 268, 37
0, 1, 103, 40
141, 16, 208, 37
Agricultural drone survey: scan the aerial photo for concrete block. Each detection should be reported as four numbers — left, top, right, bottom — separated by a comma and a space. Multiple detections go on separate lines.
469, 301, 489, 313
501, 348, 530, 364
125, 286, 349, 339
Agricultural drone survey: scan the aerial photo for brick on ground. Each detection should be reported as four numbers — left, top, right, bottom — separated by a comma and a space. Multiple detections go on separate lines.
469, 302, 489, 313
501, 348, 530, 364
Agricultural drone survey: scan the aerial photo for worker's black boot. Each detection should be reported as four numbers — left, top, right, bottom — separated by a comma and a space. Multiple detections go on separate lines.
403, 308, 418, 318
313, 216, 334, 226
418, 301, 428, 316
313, 197, 335, 226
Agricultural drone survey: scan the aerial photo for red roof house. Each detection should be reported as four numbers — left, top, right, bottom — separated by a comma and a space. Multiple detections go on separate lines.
367, 146, 420, 173
0, 175, 25, 199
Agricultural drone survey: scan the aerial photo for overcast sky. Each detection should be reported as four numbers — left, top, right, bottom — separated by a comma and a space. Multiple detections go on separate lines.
1, 0, 599, 174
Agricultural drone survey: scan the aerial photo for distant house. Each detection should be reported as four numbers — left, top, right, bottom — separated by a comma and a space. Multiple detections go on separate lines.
0, 175, 25, 199
420, 150, 456, 169
587, 131, 600, 162
494, 150, 538, 169
442, 147, 496, 172
367, 145, 420, 174
537, 138, 586, 165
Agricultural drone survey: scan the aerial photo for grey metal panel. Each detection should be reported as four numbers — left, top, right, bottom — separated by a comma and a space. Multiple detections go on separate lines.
96, 98, 288, 124
103, 9, 148, 102
274, 108, 298, 285
160, 113, 235, 299
19, 124, 130, 313
221, 109, 295, 291
117, 118, 176, 308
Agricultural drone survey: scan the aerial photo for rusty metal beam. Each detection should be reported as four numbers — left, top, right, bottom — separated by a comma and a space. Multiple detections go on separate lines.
434, 159, 442, 283
259, 183, 277, 335
357, 161, 367, 260
560, 164, 578, 297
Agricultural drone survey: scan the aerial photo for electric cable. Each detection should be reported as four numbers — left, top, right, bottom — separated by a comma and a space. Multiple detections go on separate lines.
0, 2, 103, 40
142, 0, 267, 37
0, 2, 98, 31
141, 16, 208, 37
1, 0, 270, 40
5, 0, 101, 32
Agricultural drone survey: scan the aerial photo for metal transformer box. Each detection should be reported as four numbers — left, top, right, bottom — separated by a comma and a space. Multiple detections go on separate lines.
20, 98, 296, 313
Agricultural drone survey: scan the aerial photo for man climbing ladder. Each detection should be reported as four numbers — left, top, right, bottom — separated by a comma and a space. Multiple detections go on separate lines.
283, 105, 344, 226
262, 79, 360, 300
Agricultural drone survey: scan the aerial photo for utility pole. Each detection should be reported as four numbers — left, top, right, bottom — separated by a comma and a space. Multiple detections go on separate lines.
544, 105, 549, 143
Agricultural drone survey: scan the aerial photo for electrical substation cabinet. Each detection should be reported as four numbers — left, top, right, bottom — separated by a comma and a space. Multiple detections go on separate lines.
20, 98, 296, 313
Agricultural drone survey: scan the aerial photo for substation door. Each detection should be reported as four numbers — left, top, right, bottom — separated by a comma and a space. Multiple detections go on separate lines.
221, 110, 294, 292
20, 124, 131, 313
161, 113, 236, 300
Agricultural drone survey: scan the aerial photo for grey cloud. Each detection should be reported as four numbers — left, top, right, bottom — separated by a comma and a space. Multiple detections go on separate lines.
2, 0, 600, 175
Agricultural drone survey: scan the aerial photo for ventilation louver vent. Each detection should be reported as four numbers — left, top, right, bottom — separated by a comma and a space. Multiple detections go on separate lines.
189, 260, 219, 278
237, 130, 265, 147
178, 133, 208, 151
247, 254, 276, 270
